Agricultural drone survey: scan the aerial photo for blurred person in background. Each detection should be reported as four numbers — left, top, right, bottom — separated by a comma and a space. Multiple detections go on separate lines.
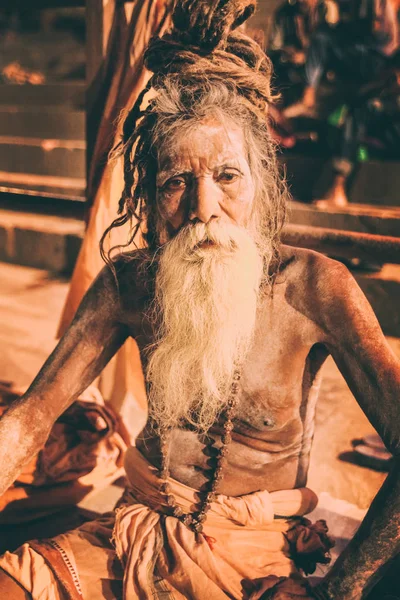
268, 0, 338, 104
265, 0, 338, 150
284, 0, 399, 206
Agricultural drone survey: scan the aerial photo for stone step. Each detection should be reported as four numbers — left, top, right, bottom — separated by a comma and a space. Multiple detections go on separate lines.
0, 204, 84, 273
0, 107, 84, 140
0, 171, 86, 202
288, 201, 400, 237
286, 201, 400, 335
0, 83, 85, 109
0, 136, 86, 180
283, 155, 400, 206
0, 81, 86, 191
355, 265, 400, 338
0, 88, 86, 197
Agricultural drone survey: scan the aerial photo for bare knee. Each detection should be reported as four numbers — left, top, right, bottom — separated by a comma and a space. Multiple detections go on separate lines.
0, 568, 31, 600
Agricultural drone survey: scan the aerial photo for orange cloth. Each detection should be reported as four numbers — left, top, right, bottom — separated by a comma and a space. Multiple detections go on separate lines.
58, 0, 171, 334
0, 386, 129, 524
0, 448, 318, 599
57, 0, 172, 430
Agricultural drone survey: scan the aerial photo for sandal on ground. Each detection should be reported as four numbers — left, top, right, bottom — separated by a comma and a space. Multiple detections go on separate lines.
339, 434, 393, 471
352, 434, 387, 451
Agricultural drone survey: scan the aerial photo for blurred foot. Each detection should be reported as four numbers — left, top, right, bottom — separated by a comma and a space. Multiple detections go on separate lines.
352, 434, 386, 451
339, 445, 393, 471
339, 433, 392, 471
313, 178, 349, 209
283, 86, 317, 119
283, 101, 317, 119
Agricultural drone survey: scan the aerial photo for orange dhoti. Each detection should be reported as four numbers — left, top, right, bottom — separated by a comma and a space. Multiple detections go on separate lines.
0, 448, 320, 599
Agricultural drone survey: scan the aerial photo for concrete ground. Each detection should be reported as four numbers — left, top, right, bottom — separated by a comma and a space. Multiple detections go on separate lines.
0, 260, 398, 547
0, 262, 68, 387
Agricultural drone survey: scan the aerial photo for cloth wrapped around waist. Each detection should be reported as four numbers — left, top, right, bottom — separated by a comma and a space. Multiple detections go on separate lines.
112, 447, 320, 600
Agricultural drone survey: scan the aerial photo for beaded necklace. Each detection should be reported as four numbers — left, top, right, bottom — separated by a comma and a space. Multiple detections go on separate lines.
157, 366, 242, 535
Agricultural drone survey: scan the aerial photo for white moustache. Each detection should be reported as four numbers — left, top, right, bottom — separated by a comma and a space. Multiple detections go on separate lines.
172, 221, 247, 260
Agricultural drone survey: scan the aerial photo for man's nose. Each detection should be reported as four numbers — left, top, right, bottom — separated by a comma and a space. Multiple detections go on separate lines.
189, 177, 222, 223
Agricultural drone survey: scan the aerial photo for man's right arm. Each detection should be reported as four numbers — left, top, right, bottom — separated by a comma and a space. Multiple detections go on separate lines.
0, 263, 130, 495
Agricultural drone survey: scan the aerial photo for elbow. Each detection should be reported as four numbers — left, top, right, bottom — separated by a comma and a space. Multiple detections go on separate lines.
0, 404, 53, 494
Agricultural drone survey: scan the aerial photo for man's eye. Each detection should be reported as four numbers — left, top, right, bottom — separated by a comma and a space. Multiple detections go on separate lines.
218, 171, 240, 183
164, 178, 186, 191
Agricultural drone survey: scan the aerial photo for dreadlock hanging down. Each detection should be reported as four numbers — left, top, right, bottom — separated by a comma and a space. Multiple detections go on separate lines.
101, 0, 287, 265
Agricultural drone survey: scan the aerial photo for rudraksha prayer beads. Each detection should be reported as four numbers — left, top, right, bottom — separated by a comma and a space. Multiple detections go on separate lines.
158, 366, 242, 535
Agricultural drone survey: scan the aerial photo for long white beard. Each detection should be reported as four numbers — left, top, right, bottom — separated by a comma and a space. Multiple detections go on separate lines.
146, 220, 264, 433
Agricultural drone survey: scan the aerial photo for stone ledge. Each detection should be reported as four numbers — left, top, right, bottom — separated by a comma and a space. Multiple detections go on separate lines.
355, 264, 400, 338
0, 208, 84, 273
283, 155, 400, 206
289, 201, 400, 237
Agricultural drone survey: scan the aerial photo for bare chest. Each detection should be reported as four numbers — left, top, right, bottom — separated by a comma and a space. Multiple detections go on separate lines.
136, 298, 326, 495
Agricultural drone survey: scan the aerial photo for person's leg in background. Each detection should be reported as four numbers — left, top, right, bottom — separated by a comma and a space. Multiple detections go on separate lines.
314, 104, 365, 207
313, 46, 388, 208
284, 25, 340, 117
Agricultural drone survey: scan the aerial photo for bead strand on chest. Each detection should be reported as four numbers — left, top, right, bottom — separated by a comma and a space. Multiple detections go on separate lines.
158, 366, 242, 535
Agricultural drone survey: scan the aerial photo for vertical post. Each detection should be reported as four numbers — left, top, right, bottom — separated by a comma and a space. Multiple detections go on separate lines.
86, 0, 105, 92
85, 0, 115, 192
86, 0, 104, 190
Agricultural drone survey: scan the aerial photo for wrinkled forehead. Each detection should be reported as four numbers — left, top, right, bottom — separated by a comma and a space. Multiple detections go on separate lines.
156, 117, 251, 178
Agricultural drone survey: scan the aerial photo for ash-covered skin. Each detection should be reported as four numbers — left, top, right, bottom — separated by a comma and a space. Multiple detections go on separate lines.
0, 120, 399, 600
156, 120, 255, 234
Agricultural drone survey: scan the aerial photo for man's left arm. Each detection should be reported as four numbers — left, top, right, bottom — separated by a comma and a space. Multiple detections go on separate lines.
314, 262, 400, 600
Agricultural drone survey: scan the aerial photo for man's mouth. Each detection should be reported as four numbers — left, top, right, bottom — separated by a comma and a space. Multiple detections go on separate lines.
193, 239, 217, 250
198, 239, 216, 247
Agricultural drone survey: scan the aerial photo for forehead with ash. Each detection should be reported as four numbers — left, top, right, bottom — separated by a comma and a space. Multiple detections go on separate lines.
155, 117, 250, 179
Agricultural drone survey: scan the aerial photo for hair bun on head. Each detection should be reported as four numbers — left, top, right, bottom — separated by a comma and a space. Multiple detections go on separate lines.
144, 0, 269, 100
171, 0, 256, 52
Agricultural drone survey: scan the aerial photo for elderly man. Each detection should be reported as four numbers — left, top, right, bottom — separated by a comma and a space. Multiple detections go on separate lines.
0, 1, 399, 599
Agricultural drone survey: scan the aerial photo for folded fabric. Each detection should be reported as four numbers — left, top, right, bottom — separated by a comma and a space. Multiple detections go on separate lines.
0, 445, 336, 600
0, 446, 332, 599
0, 385, 129, 523
111, 447, 322, 599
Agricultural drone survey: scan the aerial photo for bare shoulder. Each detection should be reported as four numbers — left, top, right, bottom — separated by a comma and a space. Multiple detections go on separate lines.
109, 249, 154, 323
112, 248, 154, 289
278, 245, 373, 338
279, 244, 353, 294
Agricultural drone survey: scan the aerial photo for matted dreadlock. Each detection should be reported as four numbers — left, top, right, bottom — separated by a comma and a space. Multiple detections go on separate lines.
100, 0, 288, 270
